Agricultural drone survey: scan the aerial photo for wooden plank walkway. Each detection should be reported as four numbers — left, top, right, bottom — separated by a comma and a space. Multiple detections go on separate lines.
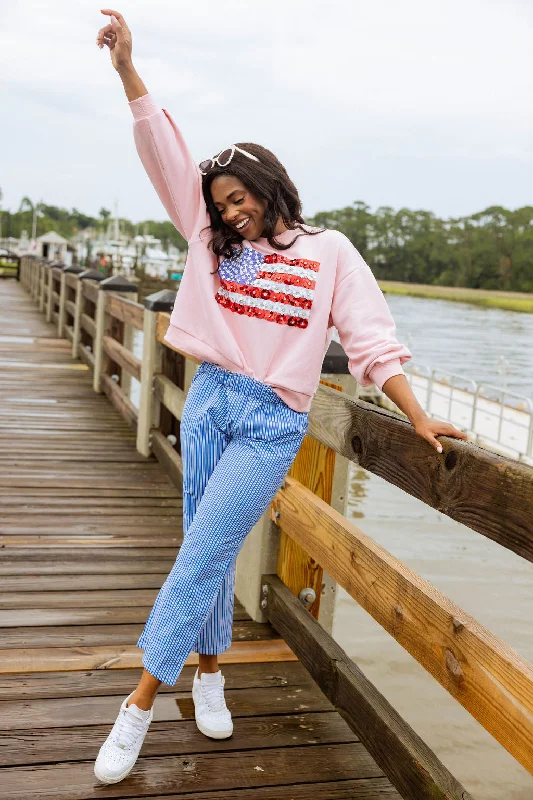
0, 279, 400, 799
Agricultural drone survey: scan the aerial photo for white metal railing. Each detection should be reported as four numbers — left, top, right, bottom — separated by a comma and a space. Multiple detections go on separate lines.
362, 363, 533, 465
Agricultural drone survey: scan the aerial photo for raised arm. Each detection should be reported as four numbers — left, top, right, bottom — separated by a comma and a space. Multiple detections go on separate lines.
331, 234, 468, 452
97, 10, 208, 242
97, 10, 147, 100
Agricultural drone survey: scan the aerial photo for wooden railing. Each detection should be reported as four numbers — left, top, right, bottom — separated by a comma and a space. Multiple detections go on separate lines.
17, 254, 533, 800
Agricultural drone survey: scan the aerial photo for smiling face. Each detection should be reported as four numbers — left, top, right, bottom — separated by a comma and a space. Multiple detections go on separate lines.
210, 175, 268, 241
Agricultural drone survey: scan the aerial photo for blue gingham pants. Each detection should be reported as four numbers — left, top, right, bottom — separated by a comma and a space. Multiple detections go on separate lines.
137, 361, 309, 685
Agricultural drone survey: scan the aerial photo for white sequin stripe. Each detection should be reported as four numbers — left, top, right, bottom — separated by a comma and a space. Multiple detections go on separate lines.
251, 279, 314, 300
259, 263, 318, 281
217, 288, 311, 319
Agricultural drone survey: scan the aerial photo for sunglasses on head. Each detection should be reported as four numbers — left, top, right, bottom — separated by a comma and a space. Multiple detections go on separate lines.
199, 145, 260, 176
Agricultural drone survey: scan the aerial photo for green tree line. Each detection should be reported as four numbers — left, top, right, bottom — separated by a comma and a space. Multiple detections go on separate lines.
1, 199, 187, 252
3, 198, 532, 292
307, 202, 533, 292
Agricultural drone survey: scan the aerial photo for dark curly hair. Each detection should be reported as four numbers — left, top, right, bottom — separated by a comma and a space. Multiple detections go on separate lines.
201, 142, 325, 263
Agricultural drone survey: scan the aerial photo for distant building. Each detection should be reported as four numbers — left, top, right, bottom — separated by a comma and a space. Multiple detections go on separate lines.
36, 231, 69, 263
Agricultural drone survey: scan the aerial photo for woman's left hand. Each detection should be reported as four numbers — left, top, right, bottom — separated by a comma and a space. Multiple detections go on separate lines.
413, 416, 468, 454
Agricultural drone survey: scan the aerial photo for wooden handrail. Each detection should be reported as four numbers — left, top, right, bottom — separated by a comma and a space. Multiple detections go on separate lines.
102, 335, 142, 382
100, 374, 138, 429
271, 475, 533, 775
104, 293, 144, 330
80, 312, 96, 339
65, 299, 76, 317
308, 383, 533, 563
263, 575, 472, 800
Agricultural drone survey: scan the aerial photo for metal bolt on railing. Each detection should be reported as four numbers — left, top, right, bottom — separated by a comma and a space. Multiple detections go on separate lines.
299, 587, 316, 607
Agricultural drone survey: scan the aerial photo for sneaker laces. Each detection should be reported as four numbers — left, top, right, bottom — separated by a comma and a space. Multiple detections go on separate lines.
201, 679, 227, 713
113, 708, 147, 749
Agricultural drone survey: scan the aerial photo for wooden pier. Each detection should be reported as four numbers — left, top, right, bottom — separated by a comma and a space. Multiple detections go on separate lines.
1, 257, 532, 799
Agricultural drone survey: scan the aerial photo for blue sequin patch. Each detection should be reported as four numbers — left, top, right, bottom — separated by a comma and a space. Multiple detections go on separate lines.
218, 246, 265, 286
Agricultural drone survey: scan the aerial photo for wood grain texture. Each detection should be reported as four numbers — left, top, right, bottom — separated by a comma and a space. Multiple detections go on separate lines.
309, 384, 533, 562
0, 682, 330, 731
154, 373, 186, 421
0, 638, 298, 674
264, 575, 472, 800
102, 334, 141, 381
0, 711, 356, 767
277, 379, 343, 620
64, 299, 76, 317
0, 744, 386, 800
81, 280, 99, 304
64, 273, 78, 290
272, 477, 533, 775
104, 292, 144, 330
80, 312, 96, 339
100, 373, 138, 430
156, 310, 171, 343
0, 660, 312, 700
156, 311, 201, 364
151, 428, 183, 490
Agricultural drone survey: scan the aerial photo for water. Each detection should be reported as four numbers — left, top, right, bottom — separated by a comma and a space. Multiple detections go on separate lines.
385, 294, 533, 399
332, 295, 533, 798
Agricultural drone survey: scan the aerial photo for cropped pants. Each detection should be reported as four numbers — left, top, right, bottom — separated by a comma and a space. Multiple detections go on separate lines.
137, 361, 309, 686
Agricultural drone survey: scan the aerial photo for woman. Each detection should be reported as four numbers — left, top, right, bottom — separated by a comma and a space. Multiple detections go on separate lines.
94, 9, 467, 785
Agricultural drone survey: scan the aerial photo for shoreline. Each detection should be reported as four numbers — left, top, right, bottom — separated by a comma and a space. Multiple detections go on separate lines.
377, 280, 533, 313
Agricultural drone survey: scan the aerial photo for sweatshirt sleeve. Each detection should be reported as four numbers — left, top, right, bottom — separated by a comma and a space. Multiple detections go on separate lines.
330, 235, 412, 391
129, 93, 209, 243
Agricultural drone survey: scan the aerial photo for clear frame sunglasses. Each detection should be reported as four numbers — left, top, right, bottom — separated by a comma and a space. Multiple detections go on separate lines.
199, 145, 260, 176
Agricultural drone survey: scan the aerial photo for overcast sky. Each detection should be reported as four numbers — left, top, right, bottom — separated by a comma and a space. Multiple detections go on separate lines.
1, 0, 532, 224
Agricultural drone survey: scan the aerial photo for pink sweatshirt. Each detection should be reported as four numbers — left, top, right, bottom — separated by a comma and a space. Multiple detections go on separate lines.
129, 94, 412, 412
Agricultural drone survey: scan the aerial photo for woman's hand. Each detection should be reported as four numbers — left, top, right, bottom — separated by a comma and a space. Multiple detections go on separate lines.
413, 415, 468, 454
380, 374, 468, 454
96, 9, 133, 72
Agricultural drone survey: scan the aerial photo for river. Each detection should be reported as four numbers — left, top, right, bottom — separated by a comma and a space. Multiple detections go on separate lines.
384, 293, 533, 398
333, 294, 533, 799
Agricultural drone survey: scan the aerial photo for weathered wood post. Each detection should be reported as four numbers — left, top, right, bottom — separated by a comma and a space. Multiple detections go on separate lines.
120, 290, 140, 401
235, 340, 354, 633
24, 256, 30, 289
61, 266, 84, 340
26, 255, 33, 296
74, 269, 103, 362
30, 258, 38, 301
38, 260, 47, 312
137, 290, 176, 457
57, 263, 68, 336
45, 262, 57, 323
19, 256, 26, 288
34, 260, 43, 304
93, 275, 138, 393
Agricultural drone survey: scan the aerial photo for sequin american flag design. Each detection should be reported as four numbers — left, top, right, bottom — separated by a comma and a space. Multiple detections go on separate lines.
215, 246, 320, 329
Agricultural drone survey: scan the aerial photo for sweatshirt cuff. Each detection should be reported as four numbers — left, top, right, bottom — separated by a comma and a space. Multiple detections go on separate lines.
368, 358, 405, 392
129, 93, 159, 121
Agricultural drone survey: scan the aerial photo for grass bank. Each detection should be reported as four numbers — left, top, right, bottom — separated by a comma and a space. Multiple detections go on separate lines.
377, 280, 533, 313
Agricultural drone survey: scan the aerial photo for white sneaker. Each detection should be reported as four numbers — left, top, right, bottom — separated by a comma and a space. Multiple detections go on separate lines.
94, 693, 153, 784
192, 668, 233, 739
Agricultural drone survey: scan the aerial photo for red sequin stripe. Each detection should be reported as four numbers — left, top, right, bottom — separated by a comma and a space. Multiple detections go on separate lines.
263, 253, 320, 272
256, 270, 316, 290
215, 293, 308, 328
220, 280, 312, 310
